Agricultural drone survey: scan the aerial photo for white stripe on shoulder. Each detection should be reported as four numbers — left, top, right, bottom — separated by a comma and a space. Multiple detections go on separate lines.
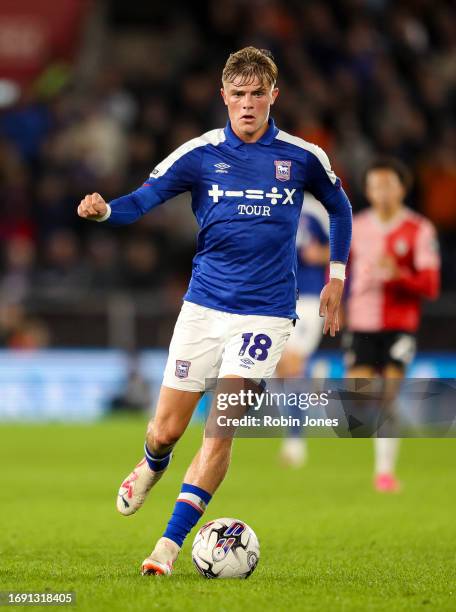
150, 128, 225, 179
275, 130, 337, 184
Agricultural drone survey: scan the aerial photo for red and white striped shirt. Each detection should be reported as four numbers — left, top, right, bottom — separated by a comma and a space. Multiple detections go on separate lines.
347, 207, 440, 333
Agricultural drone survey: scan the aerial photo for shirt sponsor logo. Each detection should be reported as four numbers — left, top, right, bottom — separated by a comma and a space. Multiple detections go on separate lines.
274, 160, 291, 181
175, 360, 191, 379
208, 184, 296, 205
214, 162, 230, 173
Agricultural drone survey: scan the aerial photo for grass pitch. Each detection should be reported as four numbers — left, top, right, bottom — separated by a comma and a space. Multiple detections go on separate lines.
1, 420, 455, 611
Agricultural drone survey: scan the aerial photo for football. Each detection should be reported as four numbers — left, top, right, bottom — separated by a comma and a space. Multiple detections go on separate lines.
192, 518, 260, 579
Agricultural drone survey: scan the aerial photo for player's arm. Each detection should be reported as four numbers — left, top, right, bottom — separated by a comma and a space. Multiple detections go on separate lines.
77, 144, 202, 224
384, 220, 440, 299
305, 149, 352, 337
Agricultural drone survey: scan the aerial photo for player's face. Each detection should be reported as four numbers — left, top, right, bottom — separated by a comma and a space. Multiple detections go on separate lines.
365, 169, 405, 215
221, 77, 279, 143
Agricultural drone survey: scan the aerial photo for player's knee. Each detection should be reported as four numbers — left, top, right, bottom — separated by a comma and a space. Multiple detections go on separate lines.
149, 426, 182, 451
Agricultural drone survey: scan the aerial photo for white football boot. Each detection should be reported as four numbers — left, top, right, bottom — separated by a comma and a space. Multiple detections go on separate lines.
116, 457, 169, 516
141, 537, 181, 576
280, 437, 307, 468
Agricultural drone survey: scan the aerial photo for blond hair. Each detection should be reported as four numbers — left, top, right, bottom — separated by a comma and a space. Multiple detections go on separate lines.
222, 46, 278, 87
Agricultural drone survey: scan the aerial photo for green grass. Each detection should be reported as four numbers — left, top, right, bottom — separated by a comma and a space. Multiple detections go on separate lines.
1, 420, 455, 611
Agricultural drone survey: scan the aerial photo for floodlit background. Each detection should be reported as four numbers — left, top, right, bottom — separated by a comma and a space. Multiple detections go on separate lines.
0, 0, 455, 418
1, 4, 456, 611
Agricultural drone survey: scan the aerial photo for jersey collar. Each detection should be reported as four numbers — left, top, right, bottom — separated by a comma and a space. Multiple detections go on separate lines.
370, 207, 407, 232
224, 118, 278, 148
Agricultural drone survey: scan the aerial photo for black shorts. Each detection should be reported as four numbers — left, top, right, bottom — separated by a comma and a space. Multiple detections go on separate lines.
342, 330, 416, 371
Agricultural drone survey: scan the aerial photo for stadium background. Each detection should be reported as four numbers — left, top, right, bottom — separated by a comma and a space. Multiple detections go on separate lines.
0, 0, 454, 418
1, 3, 455, 611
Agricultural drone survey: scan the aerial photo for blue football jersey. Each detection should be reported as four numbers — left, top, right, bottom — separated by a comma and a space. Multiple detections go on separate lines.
296, 193, 330, 297
104, 119, 352, 318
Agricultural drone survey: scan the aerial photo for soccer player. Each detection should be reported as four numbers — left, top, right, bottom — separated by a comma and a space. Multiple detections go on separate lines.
277, 193, 329, 466
344, 158, 440, 491
78, 47, 352, 575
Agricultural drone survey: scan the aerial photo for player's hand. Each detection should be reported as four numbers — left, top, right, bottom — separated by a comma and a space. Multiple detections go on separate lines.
77, 193, 108, 220
319, 278, 344, 337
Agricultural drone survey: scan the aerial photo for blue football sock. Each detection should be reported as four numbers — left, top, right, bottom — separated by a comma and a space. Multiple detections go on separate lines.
163, 483, 212, 547
144, 443, 172, 472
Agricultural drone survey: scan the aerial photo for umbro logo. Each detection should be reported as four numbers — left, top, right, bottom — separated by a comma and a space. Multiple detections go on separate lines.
214, 162, 230, 173
240, 357, 254, 369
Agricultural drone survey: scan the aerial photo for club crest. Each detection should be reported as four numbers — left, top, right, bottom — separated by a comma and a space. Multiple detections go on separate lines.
274, 160, 291, 181
175, 360, 191, 379
393, 238, 409, 256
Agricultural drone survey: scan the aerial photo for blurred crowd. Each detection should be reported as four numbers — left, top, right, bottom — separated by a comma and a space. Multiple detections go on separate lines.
0, 0, 455, 347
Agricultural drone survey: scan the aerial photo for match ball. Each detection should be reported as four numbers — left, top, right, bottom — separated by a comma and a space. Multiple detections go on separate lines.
192, 518, 260, 579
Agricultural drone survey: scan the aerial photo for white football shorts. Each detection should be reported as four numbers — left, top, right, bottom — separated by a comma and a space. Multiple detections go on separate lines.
162, 301, 294, 392
285, 296, 324, 358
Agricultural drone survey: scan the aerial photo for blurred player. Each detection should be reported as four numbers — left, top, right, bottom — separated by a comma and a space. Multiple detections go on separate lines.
78, 47, 352, 575
344, 158, 440, 491
277, 193, 329, 466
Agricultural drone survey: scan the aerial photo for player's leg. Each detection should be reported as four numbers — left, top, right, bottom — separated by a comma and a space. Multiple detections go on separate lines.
373, 332, 416, 492
276, 349, 303, 378
117, 302, 222, 516
146, 386, 201, 455
344, 331, 378, 381
373, 362, 405, 492
345, 364, 378, 437
142, 315, 293, 576
152, 315, 292, 555
344, 331, 380, 437
277, 297, 323, 467
277, 348, 309, 467
142, 380, 237, 576
346, 363, 401, 491
117, 386, 201, 515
